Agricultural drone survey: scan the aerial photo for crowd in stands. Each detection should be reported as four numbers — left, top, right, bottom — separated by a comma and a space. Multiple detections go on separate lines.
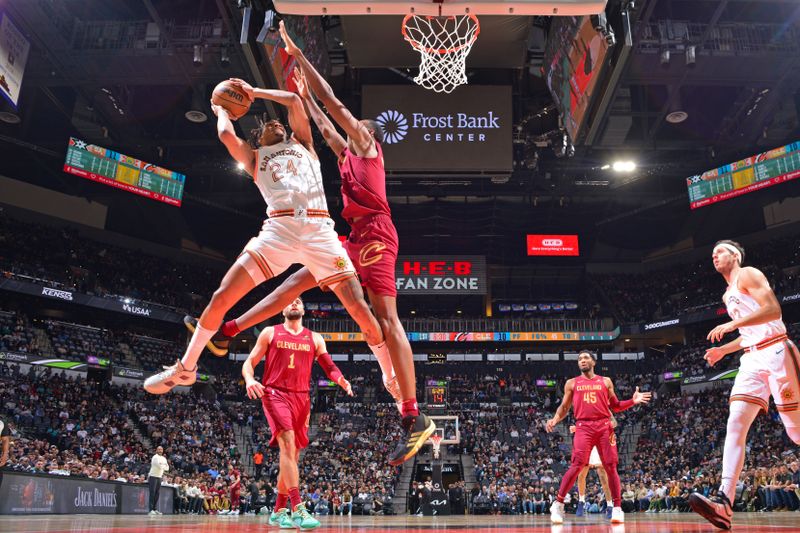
595, 234, 800, 324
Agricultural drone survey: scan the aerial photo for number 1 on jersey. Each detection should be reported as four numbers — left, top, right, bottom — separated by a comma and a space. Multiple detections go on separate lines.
288, 353, 295, 369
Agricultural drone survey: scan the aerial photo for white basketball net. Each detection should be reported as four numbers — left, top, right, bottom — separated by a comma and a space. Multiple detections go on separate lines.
430, 434, 443, 460
402, 14, 480, 94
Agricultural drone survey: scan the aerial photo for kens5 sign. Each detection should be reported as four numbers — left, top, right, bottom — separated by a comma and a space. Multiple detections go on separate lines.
527, 235, 580, 256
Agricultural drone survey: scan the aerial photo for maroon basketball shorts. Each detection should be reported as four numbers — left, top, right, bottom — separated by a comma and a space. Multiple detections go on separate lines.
261, 387, 311, 450
344, 214, 400, 297
571, 418, 618, 467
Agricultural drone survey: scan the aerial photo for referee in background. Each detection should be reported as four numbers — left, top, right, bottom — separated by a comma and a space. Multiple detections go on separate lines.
148, 446, 169, 515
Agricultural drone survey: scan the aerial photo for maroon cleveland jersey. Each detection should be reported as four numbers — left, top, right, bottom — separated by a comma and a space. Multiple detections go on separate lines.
338, 142, 391, 224
572, 374, 611, 421
262, 324, 316, 393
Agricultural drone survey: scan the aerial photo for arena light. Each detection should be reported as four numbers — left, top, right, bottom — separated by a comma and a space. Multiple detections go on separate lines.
237, 162, 246, 171
612, 161, 636, 172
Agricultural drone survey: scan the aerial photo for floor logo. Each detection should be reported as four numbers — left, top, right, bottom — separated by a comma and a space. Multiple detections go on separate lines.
376, 110, 408, 144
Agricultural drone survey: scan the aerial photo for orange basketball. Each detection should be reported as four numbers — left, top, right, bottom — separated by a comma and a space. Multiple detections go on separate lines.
211, 80, 251, 119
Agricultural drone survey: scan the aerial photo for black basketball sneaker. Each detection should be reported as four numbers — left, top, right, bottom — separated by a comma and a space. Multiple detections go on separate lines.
689, 491, 733, 530
183, 316, 232, 357
388, 412, 437, 466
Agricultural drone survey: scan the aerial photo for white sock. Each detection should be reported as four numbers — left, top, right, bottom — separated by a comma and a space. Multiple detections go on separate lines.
181, 324, 216, 370
369, 341, 395, 379
607, 500, 612, 508
719, 400, 760, 502
579, 495, 585, 502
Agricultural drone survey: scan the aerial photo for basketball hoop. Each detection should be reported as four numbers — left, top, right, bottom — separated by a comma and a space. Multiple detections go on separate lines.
430, 434, 444, 460
401, 13, 480, 94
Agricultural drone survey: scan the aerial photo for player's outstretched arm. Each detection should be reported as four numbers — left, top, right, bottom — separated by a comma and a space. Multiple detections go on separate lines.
211, 104, 255, 176
278, 21, 373, 155
292, 68, 347, 157
605, 379, 651, 413
707, 267, 782, 342
243, 327, 273, 399
546, 379, 574, 432
312, 332, 353, 396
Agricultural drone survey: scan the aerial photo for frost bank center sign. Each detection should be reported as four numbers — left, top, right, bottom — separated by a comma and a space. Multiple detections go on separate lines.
362, 85, 512, 173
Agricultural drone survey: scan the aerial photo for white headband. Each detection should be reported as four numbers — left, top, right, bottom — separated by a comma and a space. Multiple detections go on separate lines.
713, 243, 742, 263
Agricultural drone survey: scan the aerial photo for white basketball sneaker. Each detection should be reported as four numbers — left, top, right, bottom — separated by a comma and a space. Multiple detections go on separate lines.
550, 501, 565, 524
383, 374, 403, 414
611, 506, 625, 523
143, 359, 197, 394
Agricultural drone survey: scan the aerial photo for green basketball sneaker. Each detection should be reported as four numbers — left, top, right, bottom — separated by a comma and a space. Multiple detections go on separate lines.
291, 503, 321, 530
268, 508, 292, 528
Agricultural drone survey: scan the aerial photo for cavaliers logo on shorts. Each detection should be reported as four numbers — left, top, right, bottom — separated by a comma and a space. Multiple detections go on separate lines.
609, 433, 617, 447
359, 242, 387, 267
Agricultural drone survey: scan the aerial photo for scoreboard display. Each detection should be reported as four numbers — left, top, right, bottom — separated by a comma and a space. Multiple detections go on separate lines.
63, 137, 185, 206
425, 379, 448, 412
687, 141, 800, 209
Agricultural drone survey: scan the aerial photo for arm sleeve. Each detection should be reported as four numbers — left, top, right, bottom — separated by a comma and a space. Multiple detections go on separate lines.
608, 395, 635, 413
316, 352, 344, 384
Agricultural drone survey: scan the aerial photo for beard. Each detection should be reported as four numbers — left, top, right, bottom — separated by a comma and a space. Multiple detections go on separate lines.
285, 310, 303, 320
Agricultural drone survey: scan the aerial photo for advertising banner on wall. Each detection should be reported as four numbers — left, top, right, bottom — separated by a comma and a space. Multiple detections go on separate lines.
395, 256, 487, 294
526, 234, 580, 256
0, 472, 173, 514
362, 85, 512, 173
0, 278, 183, 323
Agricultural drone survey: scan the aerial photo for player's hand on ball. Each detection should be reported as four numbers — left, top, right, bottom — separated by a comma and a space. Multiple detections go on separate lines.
210, 103, 228, 119
632, 386, 652, 405
338, 377, 354, 397
545, 418, 557, 433
279, 21, 301, 56
704, 346, 726, 367
245, 379, 266, 399
707, 321, 736, 343
227, 78, 255, 103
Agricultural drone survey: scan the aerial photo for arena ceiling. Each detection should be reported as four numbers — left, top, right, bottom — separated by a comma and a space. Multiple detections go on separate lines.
0, 0, 798, 257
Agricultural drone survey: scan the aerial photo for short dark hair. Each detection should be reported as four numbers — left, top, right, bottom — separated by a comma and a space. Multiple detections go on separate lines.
714, 239, 745, 265
578, 350, 597, 361
364, 119, 385, 144
250, 114, 284, 147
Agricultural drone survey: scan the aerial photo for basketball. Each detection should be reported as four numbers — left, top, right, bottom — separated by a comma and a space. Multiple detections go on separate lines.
211, 80, 251, 119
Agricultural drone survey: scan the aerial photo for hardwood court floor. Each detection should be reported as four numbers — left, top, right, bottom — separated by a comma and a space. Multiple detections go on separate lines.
2, 513, 799, 532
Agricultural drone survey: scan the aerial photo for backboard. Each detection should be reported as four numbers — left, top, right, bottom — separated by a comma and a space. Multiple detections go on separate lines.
273, 0, 607, 16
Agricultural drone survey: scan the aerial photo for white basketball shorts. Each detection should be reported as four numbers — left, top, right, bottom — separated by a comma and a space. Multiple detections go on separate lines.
236, 216, 355, 290
730, 337, 800, 429
588, 446, 602, 467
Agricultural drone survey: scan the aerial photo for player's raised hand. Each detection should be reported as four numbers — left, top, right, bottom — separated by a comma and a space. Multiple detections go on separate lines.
704, 346, 727, 367
279, 21, 301, 56
292, 67, 309, 99
707, 320, 736, 343
545, 418, 557, 433
337, 376, 354, 397
245, 378, 266, 400
632, 386, 652, 405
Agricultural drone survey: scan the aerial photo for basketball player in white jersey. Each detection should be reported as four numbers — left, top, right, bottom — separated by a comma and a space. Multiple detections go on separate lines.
689, 239, 800, 530
144, 81, 387, 401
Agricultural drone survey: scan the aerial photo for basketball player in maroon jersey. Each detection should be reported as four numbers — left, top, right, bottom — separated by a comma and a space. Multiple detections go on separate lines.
186, 21, 435, 467
242, 296, 353, 529
689, 240, 800, 530
227, 462, 241, 516
545, 350, 651, 524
